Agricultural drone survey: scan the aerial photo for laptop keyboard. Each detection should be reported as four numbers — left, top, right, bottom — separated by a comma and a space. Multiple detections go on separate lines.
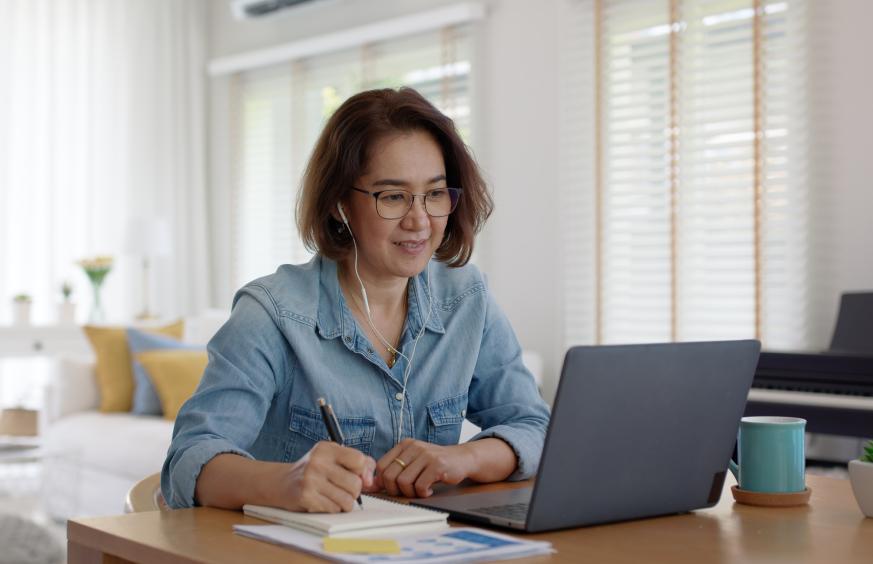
471, 502, 529, 521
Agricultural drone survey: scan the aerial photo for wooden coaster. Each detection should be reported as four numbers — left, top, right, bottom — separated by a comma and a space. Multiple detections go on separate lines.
731, 486, 811, 507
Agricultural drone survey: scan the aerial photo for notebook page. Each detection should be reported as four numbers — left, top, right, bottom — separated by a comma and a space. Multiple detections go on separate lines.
243, 495, 447, 535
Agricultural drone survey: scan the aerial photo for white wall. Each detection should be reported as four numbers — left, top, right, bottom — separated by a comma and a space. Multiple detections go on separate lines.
472, 2, 561, 400
807, 0, 873, 347
207, 0, 873, 402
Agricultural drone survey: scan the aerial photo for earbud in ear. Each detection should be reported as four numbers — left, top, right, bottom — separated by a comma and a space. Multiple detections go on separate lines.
337, 202, 349, 225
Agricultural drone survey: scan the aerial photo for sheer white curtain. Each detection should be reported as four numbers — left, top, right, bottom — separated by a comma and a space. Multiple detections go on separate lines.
0, 0, 209, 324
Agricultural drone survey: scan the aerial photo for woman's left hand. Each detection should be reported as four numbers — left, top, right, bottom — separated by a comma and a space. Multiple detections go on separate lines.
368, 439, 475, 498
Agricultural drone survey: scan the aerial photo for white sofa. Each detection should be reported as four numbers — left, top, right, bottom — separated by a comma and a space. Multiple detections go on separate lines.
41, 313, 227, 520
40, 309, 541, 519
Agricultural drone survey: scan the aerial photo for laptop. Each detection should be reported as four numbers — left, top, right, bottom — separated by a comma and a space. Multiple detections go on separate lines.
412, 340, 761, 533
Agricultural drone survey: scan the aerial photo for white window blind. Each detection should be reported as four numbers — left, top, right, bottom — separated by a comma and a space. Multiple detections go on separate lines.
558, 0, 598, 346
232, 65, 297, 289
229, 27, 473, 290
677, 0, 759, 342
559, 0, 809, 348
601, 0, 674, 343
755, 1, 809, 348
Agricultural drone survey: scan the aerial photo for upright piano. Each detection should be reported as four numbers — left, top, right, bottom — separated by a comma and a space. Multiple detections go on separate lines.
746, 351, 873, 437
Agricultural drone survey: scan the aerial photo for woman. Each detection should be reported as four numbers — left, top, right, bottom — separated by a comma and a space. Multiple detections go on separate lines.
162, 87, 550, 513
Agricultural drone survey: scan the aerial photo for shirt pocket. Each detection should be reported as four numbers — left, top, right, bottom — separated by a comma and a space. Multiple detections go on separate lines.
426, 392, 468, 445
287, 405, 376, 462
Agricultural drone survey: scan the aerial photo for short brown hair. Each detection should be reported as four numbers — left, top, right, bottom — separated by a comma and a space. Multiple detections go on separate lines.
296, 87, 492, 267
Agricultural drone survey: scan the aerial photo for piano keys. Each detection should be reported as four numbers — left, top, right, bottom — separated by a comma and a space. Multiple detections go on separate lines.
745, 351, 873, 437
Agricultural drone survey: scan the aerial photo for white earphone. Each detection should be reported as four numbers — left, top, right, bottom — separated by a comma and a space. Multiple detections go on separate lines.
336, 201, 433, 443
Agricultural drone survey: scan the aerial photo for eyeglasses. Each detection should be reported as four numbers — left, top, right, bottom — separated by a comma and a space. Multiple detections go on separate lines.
350, 187, 462, 219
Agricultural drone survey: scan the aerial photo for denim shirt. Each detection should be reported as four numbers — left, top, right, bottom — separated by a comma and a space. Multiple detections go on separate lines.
162, 255, 550, 508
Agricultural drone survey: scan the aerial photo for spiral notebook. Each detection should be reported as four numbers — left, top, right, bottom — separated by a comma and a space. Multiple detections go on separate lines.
243, 495, 449, 538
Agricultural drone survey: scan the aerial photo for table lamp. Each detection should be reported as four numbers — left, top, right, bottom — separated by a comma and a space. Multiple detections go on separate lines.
124, 217, 172, 320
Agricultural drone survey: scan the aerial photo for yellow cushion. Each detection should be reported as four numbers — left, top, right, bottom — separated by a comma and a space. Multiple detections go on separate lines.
83, 321, 184, 412
135, 350, 208, 420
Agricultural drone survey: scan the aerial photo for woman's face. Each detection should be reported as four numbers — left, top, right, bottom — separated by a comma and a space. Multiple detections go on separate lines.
341, 129, 448, 284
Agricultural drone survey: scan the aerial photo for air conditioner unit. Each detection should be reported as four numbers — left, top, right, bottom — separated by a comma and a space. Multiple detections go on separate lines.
231, 0, 326, 20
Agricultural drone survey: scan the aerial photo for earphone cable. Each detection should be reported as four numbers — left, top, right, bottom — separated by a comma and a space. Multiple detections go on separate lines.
340, 207, 433, 444
396, 260, 433, 440
348, 224, 411, 363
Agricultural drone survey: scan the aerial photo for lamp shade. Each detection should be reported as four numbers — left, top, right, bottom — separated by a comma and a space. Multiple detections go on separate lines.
124, 217, 172, 257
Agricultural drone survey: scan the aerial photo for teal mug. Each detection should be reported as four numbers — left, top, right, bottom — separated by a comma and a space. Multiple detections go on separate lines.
728, 416, 806, 493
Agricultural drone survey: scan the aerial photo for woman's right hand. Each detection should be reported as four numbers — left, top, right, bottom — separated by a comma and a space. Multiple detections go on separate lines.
277, 441, 376, 513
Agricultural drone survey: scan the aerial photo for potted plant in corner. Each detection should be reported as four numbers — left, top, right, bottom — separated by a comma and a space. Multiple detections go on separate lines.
58, 281, 76, 324
11, 293, 32, 326
849, 439, 873, 518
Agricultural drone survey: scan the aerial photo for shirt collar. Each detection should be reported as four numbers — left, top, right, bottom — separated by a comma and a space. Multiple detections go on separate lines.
316, 255, 445, 339
407, 266, 446, 335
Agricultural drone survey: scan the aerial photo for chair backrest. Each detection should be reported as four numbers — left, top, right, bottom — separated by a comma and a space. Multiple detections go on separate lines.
829, 292, 873, 353
125, 473, 168, 513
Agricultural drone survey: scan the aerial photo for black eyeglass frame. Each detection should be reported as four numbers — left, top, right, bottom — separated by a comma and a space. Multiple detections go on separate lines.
349, 186, 463, 219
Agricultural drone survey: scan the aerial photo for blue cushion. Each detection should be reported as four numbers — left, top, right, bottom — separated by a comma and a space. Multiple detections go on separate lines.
126, 328, 203, 415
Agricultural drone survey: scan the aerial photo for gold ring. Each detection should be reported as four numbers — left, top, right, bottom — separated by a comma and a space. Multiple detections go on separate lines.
392, 457, 407, 469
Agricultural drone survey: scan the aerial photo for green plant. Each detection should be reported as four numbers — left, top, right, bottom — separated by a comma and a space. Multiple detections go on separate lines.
12, 293, 31, 303
76, 256, 113, 286
61, 281, 73, 301
862, 439, 873, 463
77, 256, 113, 323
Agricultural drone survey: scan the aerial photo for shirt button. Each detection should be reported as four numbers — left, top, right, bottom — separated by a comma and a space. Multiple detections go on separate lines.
461, 409, 466, 417
395, 392, 404, 401
344, 336, 351, 343
367, 348, 374, 354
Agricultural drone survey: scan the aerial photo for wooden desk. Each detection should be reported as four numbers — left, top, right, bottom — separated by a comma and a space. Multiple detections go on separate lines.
68, 474, 872, 564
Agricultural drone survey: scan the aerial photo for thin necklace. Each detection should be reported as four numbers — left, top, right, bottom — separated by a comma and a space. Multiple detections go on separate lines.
340, 271, 404, 368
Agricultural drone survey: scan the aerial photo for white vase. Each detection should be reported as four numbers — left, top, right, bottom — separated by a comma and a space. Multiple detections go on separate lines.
58, 302, 77, 325
849, 459, 873, 518
12, 302, 31, 326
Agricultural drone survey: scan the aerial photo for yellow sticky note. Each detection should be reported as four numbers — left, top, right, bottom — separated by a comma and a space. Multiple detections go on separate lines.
323, 537, 401, 554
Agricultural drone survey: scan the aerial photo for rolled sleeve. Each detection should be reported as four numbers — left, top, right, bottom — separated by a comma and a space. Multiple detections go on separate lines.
161, 287, 293, 508
470, 421, 546, 480
161, 438, 253, 508
466, 291, 550, 481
